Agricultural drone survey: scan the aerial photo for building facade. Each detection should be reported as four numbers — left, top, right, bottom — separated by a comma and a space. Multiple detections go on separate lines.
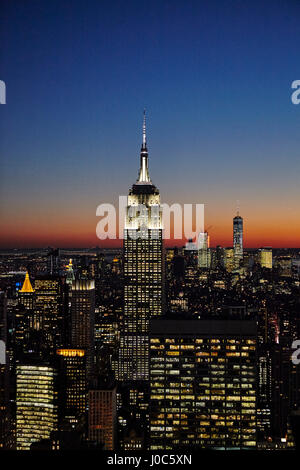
198, 232, 211, 269
118, 113, 164, 382
16, 363, 58, 450
233, 213, 243, 269
71, 280, 95, 376
88, 387, 117, 450
150, 318, 257, 450
56, 348, 86, 426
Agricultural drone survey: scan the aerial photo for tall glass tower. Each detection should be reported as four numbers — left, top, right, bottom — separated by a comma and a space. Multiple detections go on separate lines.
118, 112, 164, 382
233, 211, 243, 268
198, 231, 211, 269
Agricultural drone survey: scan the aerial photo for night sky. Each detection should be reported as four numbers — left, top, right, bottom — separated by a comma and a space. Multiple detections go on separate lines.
1, 0, 300, 248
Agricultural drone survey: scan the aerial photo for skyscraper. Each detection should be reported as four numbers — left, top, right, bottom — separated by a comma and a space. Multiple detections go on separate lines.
56, 348, 86, 427
71, 280, 95, 376
66, 259, 75, 286
0, 292, 8, 449
118, 112, 164, 382
18, 271, 34, 310
233, 211, 243, 269
16, 362, 58, 450
34, 275, 66, 352
17, 272, 35, 343
197, 232, 211, 269
258, 248, 272, 269
117, 113, 164, 449
150, 317, 257, 450
224, 247, 234, 272
88, 387, 117, 450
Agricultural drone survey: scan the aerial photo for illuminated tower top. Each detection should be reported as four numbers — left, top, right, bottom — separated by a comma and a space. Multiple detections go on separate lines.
137, 110, 152, 185
20, 271, 34, 293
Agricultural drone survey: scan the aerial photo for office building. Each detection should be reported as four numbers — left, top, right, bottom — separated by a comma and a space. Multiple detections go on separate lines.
224, 248, 234, 272
150, 318, 257, 450
16, 363, 58, 450
71, 280, 95, 376
0, 292, 8, 449
198, 232, 211, 269
88, 386, 117, 450
56, 348, 86, 426
34, 276, 65, 351
258, 248, 272, 269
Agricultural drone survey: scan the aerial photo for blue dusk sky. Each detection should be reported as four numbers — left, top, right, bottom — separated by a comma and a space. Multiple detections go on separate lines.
0, 0, 300, 247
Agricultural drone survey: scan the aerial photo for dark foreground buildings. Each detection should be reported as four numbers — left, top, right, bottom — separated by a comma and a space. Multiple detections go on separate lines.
150, 318, 257, 449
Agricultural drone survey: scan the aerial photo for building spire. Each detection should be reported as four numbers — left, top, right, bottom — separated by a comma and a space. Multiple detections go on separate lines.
142, 109, 147, 149
138, 110, 151, 183
20, 271, 34, 293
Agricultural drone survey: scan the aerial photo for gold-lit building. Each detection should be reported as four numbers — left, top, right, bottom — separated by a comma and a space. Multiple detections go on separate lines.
224, 248, 234, 272
56, 349, 86, 425
88, 387, 117, 450
198, 232, 211, 269
18, 271, 34, 310
16, 363, 58, 450
16, 272, 35, 345
258, 248, 272, 269
150, 318, 257, 450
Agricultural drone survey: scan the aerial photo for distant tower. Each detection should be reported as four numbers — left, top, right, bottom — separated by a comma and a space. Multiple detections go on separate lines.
258, 248, 272, 269
233, 206, 243, 268
18, 271, 34, 310
47, 248, 60, 275
198, 232, 211, 269
66, 259, 75, 286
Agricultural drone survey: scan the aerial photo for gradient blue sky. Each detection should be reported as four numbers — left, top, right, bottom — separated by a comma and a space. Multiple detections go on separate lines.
1, 0, 300, 247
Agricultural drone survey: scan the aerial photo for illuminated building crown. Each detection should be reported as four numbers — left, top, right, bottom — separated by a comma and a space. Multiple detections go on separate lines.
20, 271, 34, 293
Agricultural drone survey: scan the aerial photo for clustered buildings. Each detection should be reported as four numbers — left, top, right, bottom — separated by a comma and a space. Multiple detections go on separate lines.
0, 118, 300, 451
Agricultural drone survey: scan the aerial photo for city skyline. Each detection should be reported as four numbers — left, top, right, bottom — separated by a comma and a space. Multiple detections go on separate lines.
2, 0, 300, 456
1, 0, 300, 249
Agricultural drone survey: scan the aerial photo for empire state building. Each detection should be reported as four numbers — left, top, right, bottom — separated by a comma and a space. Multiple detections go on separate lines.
118, 112, 164, 382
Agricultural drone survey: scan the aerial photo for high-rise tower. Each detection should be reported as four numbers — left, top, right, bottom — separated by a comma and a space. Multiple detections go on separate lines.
198, 231, 211, 269
18, 271, 34, 310
34, 276, 65, 352
233, 209, 243, 269
16, 361, 58, 450
70, 280, 95, 377
118, 112, 164, 382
